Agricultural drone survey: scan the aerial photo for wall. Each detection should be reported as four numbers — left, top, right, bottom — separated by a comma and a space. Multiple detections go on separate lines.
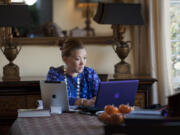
0, 0, 134, 78
53, 0, 111, 36
0, 45, 133, 77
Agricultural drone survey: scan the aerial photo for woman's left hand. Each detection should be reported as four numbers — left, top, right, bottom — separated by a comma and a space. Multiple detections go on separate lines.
74, 98, 83, 106
74, 97, 96, 106
83, 97, 96, 106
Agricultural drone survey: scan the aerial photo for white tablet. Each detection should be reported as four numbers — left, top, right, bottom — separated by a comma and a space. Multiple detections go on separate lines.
40, 81, 69, 112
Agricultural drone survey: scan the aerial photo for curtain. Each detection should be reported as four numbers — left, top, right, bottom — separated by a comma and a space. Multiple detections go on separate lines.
131, 0, 173, 105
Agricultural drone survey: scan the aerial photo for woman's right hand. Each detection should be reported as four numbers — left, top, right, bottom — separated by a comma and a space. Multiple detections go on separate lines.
74, 98, 86, 106
74, 98, 95, 106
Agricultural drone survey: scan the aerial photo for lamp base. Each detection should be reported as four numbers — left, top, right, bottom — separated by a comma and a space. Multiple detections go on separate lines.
83, 27, 95, 37
2, 63, 20, 81
114, 61, 131, 79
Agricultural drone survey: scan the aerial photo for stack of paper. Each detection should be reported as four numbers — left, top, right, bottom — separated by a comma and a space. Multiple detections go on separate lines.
129, 110, 162, 116
18, 109, 51, 117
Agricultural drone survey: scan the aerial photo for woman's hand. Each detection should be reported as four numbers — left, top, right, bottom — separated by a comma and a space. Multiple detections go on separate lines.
84, 97, 96, 106
74, 97, 96, 106
74, 98, 85, 106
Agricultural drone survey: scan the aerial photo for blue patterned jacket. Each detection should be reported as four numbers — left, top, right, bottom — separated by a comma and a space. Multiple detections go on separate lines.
46, 66, 101, 105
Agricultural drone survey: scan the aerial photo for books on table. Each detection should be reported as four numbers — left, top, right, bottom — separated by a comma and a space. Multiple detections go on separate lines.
18, 109, 51, 117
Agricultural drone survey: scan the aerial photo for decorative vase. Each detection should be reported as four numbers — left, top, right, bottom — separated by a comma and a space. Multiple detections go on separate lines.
1, 45, 21, 81
113, 41, 131, 78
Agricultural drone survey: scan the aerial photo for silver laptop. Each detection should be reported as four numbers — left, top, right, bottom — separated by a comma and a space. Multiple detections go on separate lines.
40, 81, 70, 112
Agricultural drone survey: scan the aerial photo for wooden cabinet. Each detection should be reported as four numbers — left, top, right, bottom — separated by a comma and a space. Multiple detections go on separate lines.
0, 76, 157, 118
0, 80, 41, 135
0, 81, 41, 118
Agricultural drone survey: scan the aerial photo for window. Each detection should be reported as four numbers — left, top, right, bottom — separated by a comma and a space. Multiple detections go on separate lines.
170, 0, 180, 90
10, 0, 52, 37
11, 0, 37, 6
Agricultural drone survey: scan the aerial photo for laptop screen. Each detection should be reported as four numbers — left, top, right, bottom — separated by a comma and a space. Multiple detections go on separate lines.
95, 80, 139, 109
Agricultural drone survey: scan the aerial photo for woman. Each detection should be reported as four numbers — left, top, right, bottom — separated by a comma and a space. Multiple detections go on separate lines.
46, 38, 101, 106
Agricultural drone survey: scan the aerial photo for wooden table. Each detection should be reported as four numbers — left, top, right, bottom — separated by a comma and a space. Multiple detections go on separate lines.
104, 114, 180, 135
10, 113, 104, 135
10, 112, 180, 135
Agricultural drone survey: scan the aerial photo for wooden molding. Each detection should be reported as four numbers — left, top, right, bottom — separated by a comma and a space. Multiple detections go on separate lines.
13, 37, 59, 46
13, 36, 114, 46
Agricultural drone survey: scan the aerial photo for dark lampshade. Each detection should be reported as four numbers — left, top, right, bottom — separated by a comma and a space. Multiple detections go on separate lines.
77, 0, 98, 3
0, 4, 32, 27
93, 2, 144, 25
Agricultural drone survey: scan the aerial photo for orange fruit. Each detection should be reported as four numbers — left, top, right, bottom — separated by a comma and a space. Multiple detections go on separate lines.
104, 105, 119, 115
98, 112, 111, 123
110, 113, 124, 125
119, 104, 133, 114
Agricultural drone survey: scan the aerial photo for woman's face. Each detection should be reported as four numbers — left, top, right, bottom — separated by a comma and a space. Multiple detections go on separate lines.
63, 48, 87, 73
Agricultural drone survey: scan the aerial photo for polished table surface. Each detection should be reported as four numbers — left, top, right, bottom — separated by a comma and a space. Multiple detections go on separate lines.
10, 111, 180, 135
10, 112, 104, 135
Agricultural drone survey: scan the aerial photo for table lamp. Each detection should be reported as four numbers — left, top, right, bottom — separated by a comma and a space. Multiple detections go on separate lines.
0, 2, 32, 81
76, 0, 98, 36
94, 2, 144, 78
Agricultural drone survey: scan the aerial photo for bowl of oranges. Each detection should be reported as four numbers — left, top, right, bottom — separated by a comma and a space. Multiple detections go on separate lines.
98, 104, 134, 125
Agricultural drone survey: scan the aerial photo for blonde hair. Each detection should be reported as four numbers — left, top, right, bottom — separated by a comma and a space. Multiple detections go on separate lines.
61, 38, 85, 57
